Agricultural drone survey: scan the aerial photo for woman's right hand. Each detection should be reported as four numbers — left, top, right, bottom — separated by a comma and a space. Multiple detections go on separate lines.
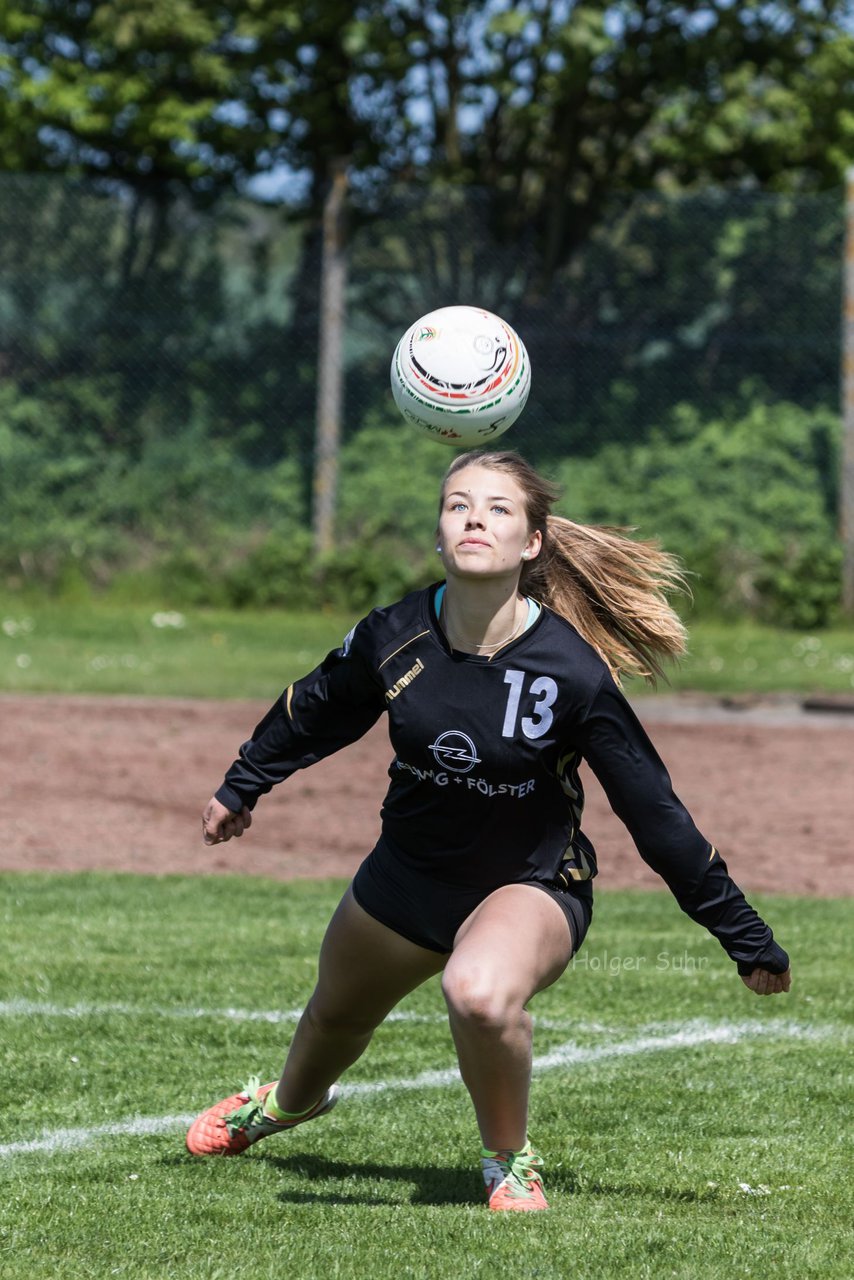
202, 796, 253, 845
740, 966, 792, 995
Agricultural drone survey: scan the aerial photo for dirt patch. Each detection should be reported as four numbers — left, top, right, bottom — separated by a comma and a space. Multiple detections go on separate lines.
2, 692, 851, 896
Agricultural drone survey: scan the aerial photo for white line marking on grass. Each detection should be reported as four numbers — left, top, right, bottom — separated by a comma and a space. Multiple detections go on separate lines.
0, 1018, 835, 1160
344, 1018, 833, 1095
0, 998, 612, 1034
0, 998, 308, 1023
0, 999, 439, 1027
0, 1114, 200, 1157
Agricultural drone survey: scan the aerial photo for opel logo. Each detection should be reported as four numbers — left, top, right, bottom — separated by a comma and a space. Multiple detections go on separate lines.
428, 730, 481, 773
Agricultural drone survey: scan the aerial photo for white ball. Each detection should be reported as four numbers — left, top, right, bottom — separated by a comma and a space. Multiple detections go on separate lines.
390, 305, 531, 447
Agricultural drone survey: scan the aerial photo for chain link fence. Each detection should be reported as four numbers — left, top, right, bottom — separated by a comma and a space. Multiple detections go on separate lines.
0, 174, 846, 619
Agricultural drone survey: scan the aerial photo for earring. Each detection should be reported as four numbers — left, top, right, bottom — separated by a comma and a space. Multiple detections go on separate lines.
436, 546, 442, 553
521, 551, 530, 560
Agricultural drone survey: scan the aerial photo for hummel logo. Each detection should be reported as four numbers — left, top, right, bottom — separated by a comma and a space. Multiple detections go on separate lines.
384, 657, 425, 702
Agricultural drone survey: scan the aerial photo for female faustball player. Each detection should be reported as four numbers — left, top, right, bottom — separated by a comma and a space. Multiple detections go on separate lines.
186, 449, 791, 1212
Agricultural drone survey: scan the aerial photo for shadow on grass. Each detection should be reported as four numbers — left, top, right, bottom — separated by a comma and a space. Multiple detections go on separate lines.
169, 1151, 716, 1209
261, 1152, 479, 1207
262, 1157, 715, 1208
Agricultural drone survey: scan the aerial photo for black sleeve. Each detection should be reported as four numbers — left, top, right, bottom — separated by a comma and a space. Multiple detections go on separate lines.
576, 677, 789, 975
214, 619, 386, 813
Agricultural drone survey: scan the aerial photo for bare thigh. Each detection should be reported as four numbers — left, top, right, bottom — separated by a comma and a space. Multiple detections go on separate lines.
310, 886, 448, 1029
447, 883, 576, 1007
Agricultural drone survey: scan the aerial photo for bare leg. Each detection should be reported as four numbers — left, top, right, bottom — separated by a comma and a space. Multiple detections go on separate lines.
274, 886, 446, 1114
441, 884, 574, 1152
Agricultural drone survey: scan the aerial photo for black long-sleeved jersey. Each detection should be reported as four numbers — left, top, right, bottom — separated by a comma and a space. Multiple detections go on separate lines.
215, 584, 788, 975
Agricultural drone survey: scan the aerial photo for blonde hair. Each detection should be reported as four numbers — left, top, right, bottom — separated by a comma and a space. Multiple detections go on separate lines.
440, 449, 689, 684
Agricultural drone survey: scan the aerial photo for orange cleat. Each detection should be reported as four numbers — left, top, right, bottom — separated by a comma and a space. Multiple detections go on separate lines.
186, 1076, 338, 1157
481, 1144, 549, 1211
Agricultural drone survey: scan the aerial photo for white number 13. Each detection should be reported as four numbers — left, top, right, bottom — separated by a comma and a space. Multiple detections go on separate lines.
502, 669, 558, 740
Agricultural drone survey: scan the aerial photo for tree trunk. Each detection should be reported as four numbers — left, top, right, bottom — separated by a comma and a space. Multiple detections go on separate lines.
312, 161, 349, 558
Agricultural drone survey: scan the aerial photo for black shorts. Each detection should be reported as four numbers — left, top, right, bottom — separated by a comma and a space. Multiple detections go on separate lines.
351, 837, 593, 956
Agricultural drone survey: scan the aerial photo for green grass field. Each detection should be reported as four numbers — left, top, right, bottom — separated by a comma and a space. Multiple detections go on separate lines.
2, 596, 854, 698
1, 874, 850, 1280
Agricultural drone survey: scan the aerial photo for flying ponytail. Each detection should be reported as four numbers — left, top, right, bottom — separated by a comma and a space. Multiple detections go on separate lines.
441, 450, 689, 684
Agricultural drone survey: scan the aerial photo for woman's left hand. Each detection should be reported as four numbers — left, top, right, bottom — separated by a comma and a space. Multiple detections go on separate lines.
740, 966, 792, 995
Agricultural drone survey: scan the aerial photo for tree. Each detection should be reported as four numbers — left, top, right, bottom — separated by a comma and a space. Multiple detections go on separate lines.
0, 1, 423, 207
3, 0, 852, 568
4, 1, 854, 285
0, 1, 423, 524
390, 0, 854, 290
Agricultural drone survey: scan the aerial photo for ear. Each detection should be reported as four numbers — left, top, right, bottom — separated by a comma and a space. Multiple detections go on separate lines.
523, 528, 543, 561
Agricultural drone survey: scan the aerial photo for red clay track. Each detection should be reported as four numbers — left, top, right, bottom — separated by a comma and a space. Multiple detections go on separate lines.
2, 692, 851, 896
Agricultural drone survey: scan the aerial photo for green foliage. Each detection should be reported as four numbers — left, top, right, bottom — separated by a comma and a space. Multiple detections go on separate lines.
0, 377, 129, 578
335, 186, 846, 458
0, 172, 844, 607
168, 418, 448, 612
336, 419, 449, 543
0, 381, 846, 625
2, 1, 853, 277
315, 541, 434, 613
0, 372, 306, 594
0, 0, 413, 206
556, 400, 842, 628
0, 175, 844, 624
518, 192, 845, 451
222, 533, 317, 609
411, 1, 854, 280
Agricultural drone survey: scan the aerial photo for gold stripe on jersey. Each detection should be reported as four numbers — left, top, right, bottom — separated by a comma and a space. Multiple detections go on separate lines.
558, 845, 594, 883
556, 749, 583, 835
378, 630, 430, 670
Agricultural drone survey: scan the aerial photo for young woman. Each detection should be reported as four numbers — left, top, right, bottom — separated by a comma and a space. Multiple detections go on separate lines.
186, 449, 791, 1212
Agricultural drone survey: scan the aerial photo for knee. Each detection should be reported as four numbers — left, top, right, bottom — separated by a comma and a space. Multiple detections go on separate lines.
441, 964, 521, 1031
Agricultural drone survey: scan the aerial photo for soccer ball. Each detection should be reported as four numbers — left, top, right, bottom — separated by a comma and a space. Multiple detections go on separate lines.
390, 305, 531, 446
